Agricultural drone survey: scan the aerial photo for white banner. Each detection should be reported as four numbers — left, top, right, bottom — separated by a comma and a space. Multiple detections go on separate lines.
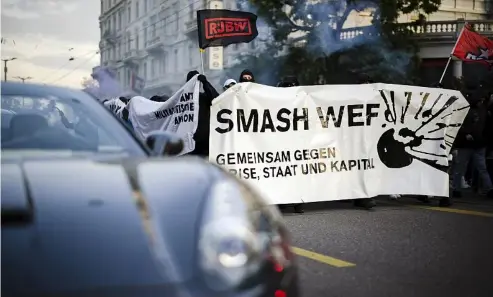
128, 75, 201, 155
209, 83, 469, 204
103, 98, 127, 119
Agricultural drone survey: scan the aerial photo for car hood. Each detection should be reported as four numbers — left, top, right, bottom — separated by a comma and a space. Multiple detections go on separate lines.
1, 157, 224, 296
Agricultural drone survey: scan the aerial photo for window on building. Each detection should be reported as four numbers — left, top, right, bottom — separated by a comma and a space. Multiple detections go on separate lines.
173, 4, 179, 31
127, 32, 131, 51
189, 0, 194, 21
101, 0, 103, 13
151, 60, 157, 78
174, 49, 178, 72
144, 0, 148, 13
188, 44, 194, 66
143, 62, 147, 78
135, 28, 139, 49
161, 9, 169, 35
116, 43, 120, 60
118, 10, 123, 29
112, 14, 117, 31
162, 52, 167, 74
143, 22, 148, 46
150, 15, 157, 38
128, 6, 131, 23
135, 0, 139, 19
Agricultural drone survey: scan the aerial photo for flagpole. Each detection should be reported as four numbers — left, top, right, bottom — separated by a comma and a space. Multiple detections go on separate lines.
439, 22, 468, 84
199, 48, 205, 74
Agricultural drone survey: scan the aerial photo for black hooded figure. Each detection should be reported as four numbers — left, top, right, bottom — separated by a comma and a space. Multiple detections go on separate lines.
277, 76, 300, 87
276, 76, 304, 214
239, 69, 255, 83
186, 70, 219, 158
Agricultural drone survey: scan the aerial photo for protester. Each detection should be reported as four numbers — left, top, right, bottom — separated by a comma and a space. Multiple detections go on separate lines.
277, 76, 299, 87
357, 73, 374, 84
149, 95, 168, 102
149, 95, 162, 102
186, 70, 219, 158
451, 89, 493, 199
487, 93, 493, 183
239, 69, 255, 83
275, 76, 305, 213
223, 78, 237, 91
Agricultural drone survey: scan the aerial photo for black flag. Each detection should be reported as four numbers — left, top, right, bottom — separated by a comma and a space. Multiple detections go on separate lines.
197, 9, 258, 49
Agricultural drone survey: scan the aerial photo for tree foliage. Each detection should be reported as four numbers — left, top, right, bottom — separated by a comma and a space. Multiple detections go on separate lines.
237, 0, 442, 85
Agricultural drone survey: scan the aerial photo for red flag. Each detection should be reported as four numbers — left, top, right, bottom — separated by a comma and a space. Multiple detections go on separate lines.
452, 24, 493, 66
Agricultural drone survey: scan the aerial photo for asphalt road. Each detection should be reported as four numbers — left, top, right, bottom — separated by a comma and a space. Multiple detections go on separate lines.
283, 195, 493, 297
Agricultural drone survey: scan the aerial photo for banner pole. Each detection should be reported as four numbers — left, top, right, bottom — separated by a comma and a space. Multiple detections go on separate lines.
199, 48, 205, 74
438, 57, 452, 85
439, 22, 467, 84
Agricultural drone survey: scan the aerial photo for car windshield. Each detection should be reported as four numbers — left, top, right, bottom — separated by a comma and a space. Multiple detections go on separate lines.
1, 89, 147, 157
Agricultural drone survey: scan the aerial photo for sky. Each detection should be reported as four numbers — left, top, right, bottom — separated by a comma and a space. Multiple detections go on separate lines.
1, 0, 100, 88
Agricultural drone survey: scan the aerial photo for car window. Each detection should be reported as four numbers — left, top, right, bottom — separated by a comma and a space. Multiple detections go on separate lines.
1, 93, 147, 157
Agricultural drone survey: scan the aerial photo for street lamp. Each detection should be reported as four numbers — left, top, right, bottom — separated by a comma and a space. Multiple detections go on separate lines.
14, 76, 32, 83
2, 57, 17, 81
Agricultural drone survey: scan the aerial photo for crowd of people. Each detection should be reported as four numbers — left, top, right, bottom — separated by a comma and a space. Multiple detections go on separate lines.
445, 78, 493, 200
109, 71, 493, 213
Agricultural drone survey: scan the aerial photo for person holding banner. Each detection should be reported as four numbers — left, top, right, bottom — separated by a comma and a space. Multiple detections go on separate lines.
186, 71, 219, 157
451, 92, 493, 199
277, 76, 299, 87
223, 79, 237, 91
276, 76, 306, 213
239, 69, 255, 83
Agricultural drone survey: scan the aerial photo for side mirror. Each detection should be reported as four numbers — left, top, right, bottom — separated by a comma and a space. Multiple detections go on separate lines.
145, 131, 184, 156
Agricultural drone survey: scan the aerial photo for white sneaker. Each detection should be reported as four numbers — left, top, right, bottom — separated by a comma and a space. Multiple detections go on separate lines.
461, 177, 470, 189
389, 194, 401, 200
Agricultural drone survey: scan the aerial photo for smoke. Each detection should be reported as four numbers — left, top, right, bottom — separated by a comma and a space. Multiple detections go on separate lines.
220, 0, 279, 85
230, 0, 416, 85
85, 66, 126, 101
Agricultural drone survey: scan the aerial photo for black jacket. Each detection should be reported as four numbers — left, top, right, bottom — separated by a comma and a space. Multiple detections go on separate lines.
454, 102, 489, 149
486, 103, 493, 151
191, 78, 218, 157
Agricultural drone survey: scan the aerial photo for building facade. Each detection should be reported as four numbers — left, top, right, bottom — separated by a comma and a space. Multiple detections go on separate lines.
99, 0, 492, 96
341, 0, 492, 85
99, 0, 257, 97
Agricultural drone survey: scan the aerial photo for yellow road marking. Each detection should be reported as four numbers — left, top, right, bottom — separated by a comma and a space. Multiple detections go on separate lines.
291, 247, 356, 268
379, 201, 493, 218
409, 205, 493, 218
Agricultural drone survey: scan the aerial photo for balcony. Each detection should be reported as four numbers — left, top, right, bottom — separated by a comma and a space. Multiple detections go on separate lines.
123, 49, 137, 61
145, 36, 164, 54
103, 30, 119, 45
184, 17, 198, 38
143, 77, 163, 89
339, 20, 493, 42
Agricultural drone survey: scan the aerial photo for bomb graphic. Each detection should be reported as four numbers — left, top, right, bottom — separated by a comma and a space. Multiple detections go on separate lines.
376, 89, 468, 173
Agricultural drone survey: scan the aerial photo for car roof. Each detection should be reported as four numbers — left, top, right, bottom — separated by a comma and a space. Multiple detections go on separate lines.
1, 81, 88, 98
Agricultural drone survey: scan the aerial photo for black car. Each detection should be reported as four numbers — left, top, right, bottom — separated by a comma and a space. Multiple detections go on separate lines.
1, 82, 299, 297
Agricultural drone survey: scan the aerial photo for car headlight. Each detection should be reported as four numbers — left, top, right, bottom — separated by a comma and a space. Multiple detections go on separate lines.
199, 178, 264, 291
